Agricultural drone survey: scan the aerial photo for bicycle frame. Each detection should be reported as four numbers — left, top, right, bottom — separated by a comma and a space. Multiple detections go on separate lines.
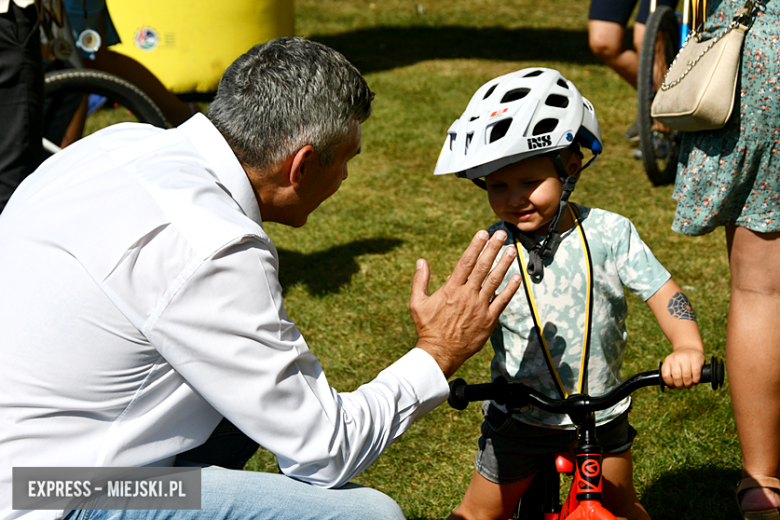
538, 414, 617, 520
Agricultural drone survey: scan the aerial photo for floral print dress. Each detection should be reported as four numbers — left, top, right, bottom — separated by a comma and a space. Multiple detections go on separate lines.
673, 0, 780, 236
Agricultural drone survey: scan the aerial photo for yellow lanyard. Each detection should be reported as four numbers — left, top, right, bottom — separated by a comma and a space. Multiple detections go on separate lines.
513, 205, 593, 399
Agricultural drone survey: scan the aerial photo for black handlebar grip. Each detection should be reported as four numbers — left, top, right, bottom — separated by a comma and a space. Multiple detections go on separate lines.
659, 356, 725, 392
702, 355, 725, 390
448, 378, 469, 410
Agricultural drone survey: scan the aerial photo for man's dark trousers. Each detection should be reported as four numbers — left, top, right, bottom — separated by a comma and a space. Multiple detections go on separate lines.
0, 2, 43, 213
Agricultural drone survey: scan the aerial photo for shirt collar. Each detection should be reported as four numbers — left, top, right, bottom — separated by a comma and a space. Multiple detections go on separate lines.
177, 113, 263, 225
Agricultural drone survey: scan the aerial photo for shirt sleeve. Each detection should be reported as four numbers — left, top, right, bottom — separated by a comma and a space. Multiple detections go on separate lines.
611, 217, 671, 302
146, 236, 450, 488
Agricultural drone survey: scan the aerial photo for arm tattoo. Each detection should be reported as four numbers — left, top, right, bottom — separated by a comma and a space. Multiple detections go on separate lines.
667, 292, 697, 322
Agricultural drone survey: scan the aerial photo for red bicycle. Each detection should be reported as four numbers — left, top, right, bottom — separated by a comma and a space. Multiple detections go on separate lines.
448, 357, 725, 520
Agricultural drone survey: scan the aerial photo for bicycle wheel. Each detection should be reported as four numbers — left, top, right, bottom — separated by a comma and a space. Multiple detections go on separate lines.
43, 69, 168, 152
637, 5, 682, 186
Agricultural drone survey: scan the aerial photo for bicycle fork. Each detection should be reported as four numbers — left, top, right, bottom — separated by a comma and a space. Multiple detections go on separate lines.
553, 413, 617, 520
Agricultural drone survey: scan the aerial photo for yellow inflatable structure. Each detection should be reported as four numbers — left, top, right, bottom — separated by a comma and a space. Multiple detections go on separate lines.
106, 0, 295, 94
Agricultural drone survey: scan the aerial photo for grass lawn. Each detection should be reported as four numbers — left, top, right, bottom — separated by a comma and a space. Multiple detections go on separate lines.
96, 0, 740, 517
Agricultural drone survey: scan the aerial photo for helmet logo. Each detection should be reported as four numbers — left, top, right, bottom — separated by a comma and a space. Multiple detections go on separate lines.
527, 135, 553, 150
490, 108, 509, 118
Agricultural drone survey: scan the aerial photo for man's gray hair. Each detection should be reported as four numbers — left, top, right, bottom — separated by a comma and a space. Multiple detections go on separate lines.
207, 37, 374, 170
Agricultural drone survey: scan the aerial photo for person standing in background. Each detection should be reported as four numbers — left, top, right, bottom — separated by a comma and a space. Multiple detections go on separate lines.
0, 0, 44, 213
587, 0, 676, 142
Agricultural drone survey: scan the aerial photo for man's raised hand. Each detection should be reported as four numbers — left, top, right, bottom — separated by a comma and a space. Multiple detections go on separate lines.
410, 230, 521, 378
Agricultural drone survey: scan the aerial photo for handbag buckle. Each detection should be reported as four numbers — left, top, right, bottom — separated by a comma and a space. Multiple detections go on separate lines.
734, 0, 756, 27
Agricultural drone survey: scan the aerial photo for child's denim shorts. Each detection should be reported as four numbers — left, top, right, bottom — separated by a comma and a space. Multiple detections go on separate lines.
475, 401, 637, 484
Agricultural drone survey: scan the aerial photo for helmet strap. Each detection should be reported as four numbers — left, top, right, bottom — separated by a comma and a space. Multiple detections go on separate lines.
479, 150, 599, 280
513, 153, 579, 281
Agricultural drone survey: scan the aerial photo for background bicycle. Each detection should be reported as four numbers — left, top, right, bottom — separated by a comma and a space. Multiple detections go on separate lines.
636, 0, 708, 185
38, 0, 173, 154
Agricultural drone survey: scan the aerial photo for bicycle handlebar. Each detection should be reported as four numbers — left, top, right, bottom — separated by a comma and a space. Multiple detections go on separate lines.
448, 356, 724, 413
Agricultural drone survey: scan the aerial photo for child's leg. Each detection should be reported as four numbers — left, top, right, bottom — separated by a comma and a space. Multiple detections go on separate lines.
448, 470, 534, 520
601, 450, 651, 520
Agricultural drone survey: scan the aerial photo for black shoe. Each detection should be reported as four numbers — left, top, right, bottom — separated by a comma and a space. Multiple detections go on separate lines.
625, 120, 639, 143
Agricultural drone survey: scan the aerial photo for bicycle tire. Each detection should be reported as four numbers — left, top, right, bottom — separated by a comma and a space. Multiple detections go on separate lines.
44, 69, 168, 148
637, 5, 682, 186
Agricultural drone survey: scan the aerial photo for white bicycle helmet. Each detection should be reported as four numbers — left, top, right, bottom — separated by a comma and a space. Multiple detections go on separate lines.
434, 68, 603, 180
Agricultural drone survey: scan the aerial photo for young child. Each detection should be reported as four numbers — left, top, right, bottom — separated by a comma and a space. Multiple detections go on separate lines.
434, 68, 706, 520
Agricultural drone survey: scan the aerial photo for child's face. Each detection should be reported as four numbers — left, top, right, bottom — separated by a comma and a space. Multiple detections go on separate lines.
484, 154, 576, 236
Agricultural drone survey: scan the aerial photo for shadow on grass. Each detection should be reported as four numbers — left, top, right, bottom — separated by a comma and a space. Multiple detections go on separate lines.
277, 237, 403, 296
180, 27, 599, 101
309, 26, 598, 74
641, 465, 741, 520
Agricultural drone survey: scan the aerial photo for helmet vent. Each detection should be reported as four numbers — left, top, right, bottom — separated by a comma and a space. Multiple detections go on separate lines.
489, 119, 512, 143
523, 70, 543, 78
483, 84, 498, 99
500, 88, 530, 103
557, 79, 569, 89
469, 116, 480, 121
545, 94, 569, 108
449, 133, 456, 150
465, 132, 474, 153
532, 119, 558, 135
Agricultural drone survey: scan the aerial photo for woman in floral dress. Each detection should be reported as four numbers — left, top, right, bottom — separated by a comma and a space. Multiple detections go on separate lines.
673, 1, 780, 518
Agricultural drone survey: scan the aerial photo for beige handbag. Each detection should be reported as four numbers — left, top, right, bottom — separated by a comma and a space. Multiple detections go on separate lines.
651, 2, 755, 132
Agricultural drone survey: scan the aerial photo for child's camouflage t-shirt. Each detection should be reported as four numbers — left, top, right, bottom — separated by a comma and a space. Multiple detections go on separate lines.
488, 204, 670, 428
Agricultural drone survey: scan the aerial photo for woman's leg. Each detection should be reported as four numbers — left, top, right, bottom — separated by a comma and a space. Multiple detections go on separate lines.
726, 225, 780, 511
448, 470, 533, 520
601, 451, 650, 520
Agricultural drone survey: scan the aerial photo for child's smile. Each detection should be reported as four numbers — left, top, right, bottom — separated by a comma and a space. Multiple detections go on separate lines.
485, 155, 571, 236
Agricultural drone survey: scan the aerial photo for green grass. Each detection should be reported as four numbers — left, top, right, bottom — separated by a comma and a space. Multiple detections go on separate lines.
98, 1, 739, 517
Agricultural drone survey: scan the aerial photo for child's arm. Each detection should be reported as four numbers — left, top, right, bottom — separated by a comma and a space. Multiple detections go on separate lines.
645, 278, 706, 389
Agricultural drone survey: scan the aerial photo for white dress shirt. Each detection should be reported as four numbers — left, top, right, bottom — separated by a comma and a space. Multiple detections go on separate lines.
0, 0, 35, 14
0, 114, 450, 520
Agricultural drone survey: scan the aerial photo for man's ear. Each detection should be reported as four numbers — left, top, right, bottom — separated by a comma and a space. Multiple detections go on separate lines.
288, 145, 316, 190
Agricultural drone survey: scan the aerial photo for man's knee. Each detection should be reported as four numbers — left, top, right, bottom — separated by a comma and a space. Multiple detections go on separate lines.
340, 486, 406, 520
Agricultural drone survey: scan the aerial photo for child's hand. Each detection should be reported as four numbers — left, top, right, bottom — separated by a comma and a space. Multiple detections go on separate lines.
661, 348, 706, 389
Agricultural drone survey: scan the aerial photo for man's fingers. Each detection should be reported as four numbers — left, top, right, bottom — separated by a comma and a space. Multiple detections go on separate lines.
409, 259, 431, 313
488, 272, 522, 319
448, 230, 491, 286
466, 230, 509, 289
482, 246, 518, 297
